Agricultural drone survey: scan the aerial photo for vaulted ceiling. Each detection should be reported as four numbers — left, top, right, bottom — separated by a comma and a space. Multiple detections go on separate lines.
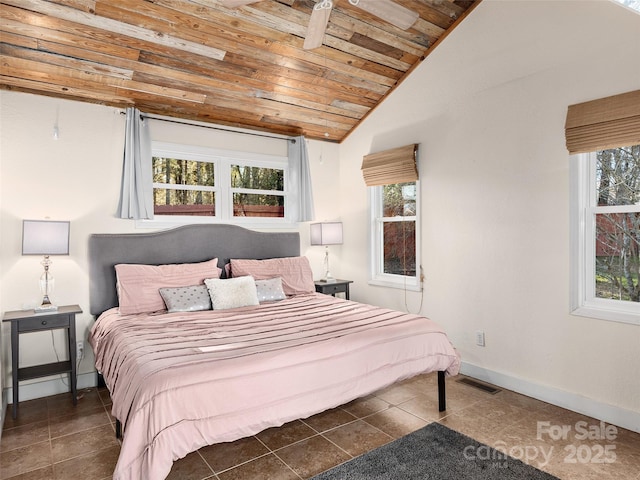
0, 0, 479, 142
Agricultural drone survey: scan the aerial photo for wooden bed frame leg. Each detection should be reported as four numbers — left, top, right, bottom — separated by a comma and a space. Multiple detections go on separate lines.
115, 419, 122, 439
438, 371, 446, 412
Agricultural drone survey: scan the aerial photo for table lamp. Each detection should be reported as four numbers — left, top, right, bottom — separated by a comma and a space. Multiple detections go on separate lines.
310, 222, 343, 283
22, 220, 70, 312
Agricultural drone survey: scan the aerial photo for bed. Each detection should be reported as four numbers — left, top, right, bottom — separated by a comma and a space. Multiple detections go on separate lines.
88, 224, 460, 480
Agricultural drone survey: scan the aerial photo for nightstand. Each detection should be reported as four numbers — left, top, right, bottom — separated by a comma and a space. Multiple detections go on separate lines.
314, 279, 353, 300
3, 304, 82, 418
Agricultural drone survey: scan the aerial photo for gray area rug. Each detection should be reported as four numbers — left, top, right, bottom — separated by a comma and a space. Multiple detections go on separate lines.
311, 422, 559, 480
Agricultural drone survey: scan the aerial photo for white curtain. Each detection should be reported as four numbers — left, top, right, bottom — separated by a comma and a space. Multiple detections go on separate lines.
117, 107, 154, 219
288, 135, 316, 222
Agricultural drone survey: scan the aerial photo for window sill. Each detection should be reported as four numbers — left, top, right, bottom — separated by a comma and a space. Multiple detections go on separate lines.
571, 303, 640, 326
368, 278, 422, 292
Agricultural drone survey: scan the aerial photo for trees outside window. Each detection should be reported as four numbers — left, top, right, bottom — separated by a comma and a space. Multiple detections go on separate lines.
153, 157, 216, 216
571, 144, 640, 324
594, 146, 640, 302
369, 181, 420, 290
150, 143, 289, 224
231, 165, 285, 218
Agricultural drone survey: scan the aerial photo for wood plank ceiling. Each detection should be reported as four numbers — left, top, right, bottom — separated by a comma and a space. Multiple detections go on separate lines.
0, 0, 479, 142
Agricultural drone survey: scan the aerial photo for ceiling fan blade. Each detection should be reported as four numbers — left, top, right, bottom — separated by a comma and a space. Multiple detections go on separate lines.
220, 0, 262, 7
303, 2, 333, 50
354, 0, 419, 30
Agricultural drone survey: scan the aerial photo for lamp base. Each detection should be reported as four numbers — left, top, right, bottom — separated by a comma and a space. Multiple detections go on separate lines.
35, 294, 58, 312
320, 247, 337, 283
35, 304, 58, 312
320, 271, 337, 283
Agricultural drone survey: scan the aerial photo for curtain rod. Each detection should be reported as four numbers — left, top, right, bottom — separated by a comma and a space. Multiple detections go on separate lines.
121, 110, 296, 143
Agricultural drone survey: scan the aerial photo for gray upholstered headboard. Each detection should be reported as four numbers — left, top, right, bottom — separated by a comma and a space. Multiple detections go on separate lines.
88, 224, 300, 316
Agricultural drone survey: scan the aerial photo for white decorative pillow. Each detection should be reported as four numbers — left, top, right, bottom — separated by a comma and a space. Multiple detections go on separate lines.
205, 276, 260, 310
159, 285, 212, 313
255, 277, 286, 303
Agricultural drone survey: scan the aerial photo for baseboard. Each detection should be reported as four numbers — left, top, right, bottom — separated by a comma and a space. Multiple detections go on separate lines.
4, 366, 638, 435
460, 361, 639, 434
3, 371, 98, 406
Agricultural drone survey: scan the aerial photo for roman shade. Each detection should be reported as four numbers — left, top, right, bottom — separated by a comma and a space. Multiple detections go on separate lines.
361, 144, 418, 186
565, 89, 640, 155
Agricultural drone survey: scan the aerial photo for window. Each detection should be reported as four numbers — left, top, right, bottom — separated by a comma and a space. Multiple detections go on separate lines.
148, 142, 290, 226
570, 144, 640, 324
153, 156, 216, 216
369, 181, 421, 290
231, 165, 284, 218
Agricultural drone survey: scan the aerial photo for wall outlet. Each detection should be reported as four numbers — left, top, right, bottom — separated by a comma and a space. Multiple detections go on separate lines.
475, 331, 485, 347
76, 341, 84, 359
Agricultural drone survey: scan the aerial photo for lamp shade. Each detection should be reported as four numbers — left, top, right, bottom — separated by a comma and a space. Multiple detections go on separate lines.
22, 220, 70, 255
310, 222, 343, 246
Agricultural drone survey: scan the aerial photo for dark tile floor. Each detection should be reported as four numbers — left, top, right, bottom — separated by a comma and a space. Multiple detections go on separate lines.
2, 373, 639, 479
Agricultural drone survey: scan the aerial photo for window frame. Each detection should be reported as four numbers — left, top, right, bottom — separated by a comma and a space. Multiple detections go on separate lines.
368, 181, 421, 291
569, 152, 640, 325
138, 142, 294, 229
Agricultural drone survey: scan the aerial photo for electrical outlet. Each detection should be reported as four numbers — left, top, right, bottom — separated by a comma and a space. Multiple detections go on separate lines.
475, 331, 485, 347
76, 341, 84, 359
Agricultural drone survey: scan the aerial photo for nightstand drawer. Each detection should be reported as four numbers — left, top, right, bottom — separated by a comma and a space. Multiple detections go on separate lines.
18, 315, 70, 332
314, 280, 353, 299
322, 284, 347, 295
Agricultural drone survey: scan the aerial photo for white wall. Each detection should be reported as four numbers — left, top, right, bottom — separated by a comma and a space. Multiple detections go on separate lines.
339, 0, 640, 431
0, 95, 127, 398
0, 92, 340, 401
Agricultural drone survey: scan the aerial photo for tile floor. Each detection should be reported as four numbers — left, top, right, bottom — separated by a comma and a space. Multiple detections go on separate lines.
1, 373, 639, 480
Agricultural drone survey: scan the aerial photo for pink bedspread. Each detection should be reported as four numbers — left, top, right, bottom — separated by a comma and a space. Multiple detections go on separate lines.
89, 293, 460, 480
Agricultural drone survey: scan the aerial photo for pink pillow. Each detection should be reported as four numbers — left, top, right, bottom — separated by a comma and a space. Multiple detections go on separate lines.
116, 258, 219, 315
230, 257, 315, 296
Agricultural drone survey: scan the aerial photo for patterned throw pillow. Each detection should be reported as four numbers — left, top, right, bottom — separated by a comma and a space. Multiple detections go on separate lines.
159, 285, 212, 313
255, 277, 286, 302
